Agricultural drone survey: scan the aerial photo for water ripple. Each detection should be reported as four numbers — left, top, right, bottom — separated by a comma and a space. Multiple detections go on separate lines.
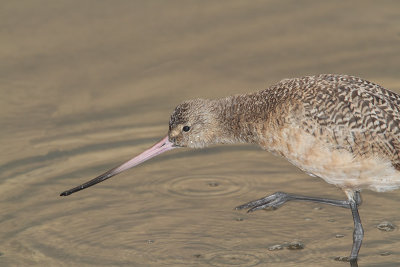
163, 174, 250, 199
206, 251, 261, 267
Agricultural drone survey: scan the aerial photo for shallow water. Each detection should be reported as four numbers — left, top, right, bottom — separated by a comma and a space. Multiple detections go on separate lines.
1, 1, 400, 266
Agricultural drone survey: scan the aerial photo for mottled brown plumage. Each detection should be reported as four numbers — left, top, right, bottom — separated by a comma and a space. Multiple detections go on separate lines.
168, 74, 400, 193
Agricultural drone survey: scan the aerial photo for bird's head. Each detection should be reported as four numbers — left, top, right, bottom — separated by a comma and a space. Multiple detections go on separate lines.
168, 99, 219, 148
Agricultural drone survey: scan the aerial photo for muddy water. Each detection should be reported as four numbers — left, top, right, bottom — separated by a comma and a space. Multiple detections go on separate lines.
1, 1, 400, 266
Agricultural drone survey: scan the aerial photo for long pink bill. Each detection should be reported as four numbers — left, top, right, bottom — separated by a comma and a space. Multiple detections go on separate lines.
60, 135, 175, 196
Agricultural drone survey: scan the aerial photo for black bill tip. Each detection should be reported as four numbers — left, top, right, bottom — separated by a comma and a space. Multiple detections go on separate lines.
60, 190, 72, 196
60, 185, 86, 196
59, 169, 116, 197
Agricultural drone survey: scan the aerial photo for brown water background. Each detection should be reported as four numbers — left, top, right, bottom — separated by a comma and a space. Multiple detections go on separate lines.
1, 1, 400, 266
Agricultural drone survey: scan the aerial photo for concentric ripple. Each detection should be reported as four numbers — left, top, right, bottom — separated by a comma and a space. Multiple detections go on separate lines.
163, 174, 250, 198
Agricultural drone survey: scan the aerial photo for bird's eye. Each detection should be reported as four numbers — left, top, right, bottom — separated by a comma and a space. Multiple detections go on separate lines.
182, 126, 191, 132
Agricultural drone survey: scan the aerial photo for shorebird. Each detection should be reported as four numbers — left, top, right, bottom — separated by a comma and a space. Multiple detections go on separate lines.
61, 74, 400, 263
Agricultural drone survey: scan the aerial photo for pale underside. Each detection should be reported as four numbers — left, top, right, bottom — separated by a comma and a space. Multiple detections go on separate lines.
263, 125, 400, 192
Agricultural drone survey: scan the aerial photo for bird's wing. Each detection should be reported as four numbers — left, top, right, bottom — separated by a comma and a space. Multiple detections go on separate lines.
295, 75, 400, 167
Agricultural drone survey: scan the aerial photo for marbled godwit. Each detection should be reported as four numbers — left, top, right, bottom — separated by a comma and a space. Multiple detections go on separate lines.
61, 74, 400, 262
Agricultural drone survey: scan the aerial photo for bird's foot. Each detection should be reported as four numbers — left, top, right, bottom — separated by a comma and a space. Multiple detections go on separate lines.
350, 258, 358, 267
334, 256, 358, 263
235, 192, 292, 212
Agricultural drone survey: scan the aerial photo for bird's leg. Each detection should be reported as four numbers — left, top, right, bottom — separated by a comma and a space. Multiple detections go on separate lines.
236, 190, 364, 262
349, 192, 363, 262
235, 191, 361, 212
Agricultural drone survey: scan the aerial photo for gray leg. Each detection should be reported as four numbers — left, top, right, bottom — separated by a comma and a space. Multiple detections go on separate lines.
235, 191, 363, 262
349, 196, 363, 261
235, 191, 360, 212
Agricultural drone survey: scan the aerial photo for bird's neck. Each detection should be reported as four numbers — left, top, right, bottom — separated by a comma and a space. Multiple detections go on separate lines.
213, 92, 275, 145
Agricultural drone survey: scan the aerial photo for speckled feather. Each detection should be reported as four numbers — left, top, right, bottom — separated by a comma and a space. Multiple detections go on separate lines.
168, 74, 400, 192
292, 75, 400, 162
